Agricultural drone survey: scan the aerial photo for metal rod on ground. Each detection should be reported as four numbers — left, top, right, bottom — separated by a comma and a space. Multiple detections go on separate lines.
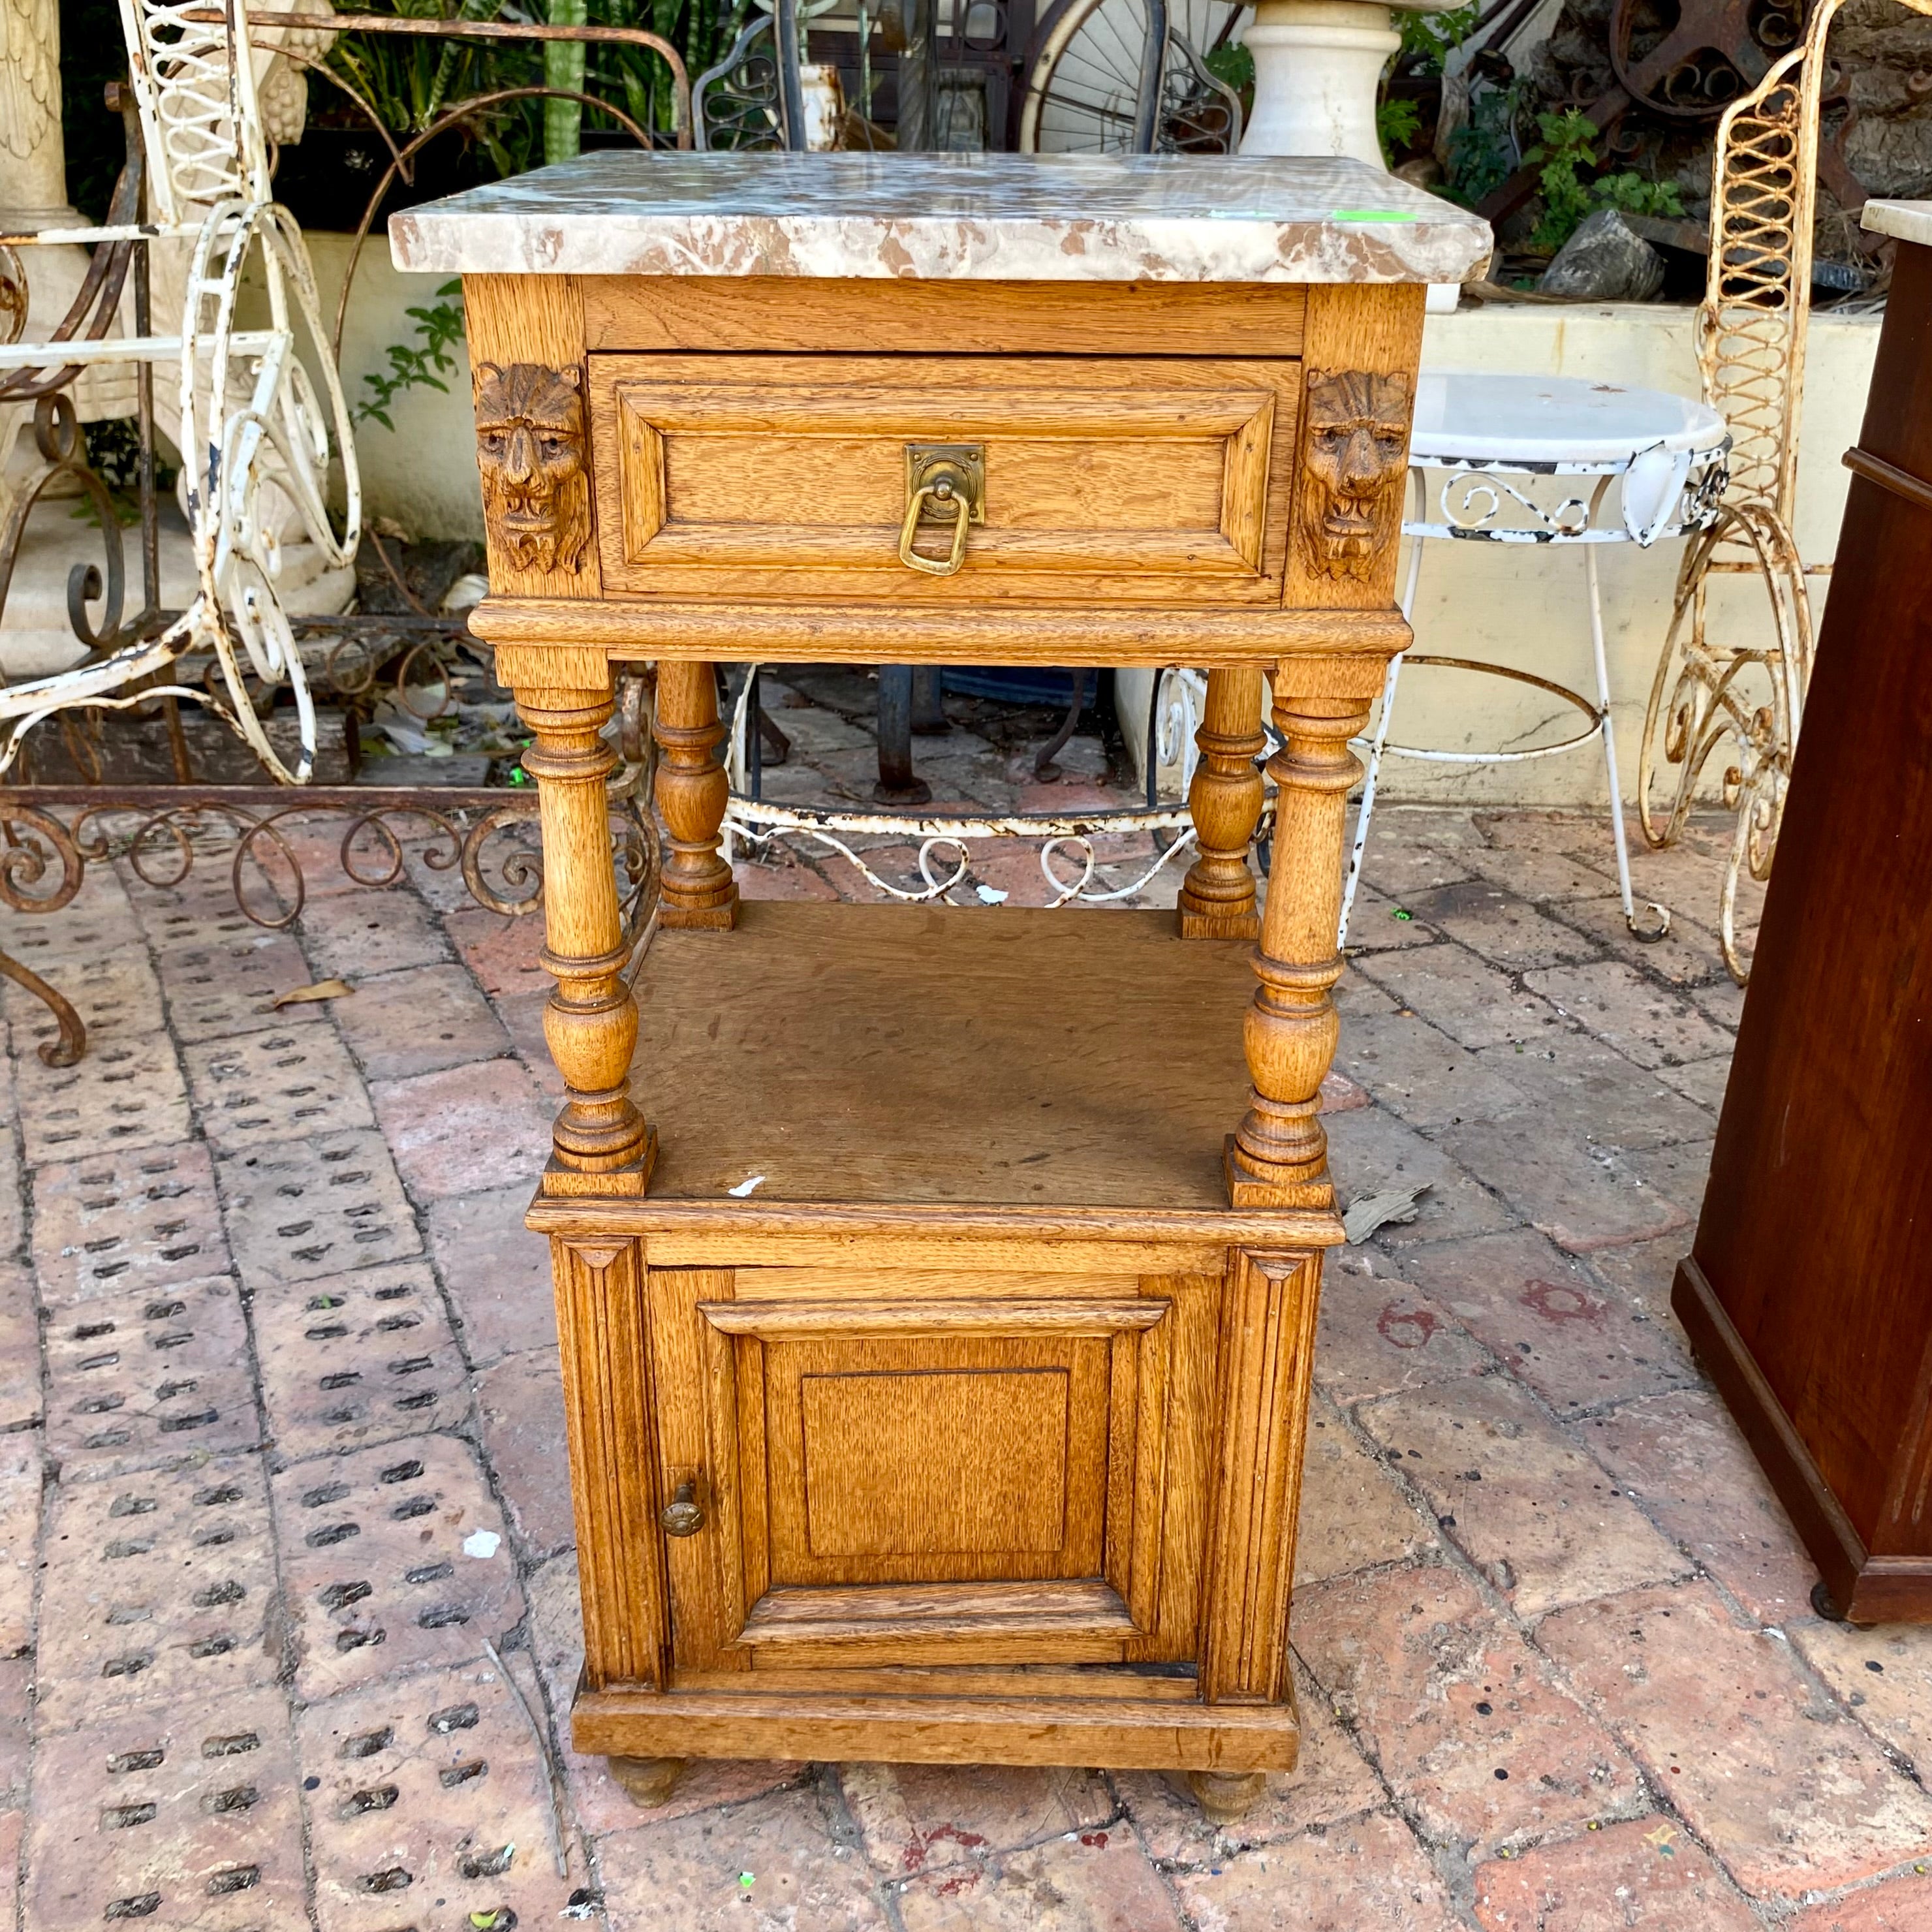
874, 665, 931, 804
911, 666, 948, 734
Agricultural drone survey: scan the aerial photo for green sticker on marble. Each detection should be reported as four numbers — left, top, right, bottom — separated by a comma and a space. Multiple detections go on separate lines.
1332, 209, 1416, 222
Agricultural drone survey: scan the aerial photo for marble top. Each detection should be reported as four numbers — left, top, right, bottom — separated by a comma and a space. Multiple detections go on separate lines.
1863, 199, 1932, 246
388, 151, 1491, 285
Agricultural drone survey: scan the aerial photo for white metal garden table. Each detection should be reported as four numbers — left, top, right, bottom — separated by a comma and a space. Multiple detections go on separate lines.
1340, 370, 1731, 943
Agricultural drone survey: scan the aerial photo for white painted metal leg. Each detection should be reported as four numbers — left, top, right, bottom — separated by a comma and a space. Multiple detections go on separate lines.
1584, 538, 1638, 927
1587, 538, 1667, 937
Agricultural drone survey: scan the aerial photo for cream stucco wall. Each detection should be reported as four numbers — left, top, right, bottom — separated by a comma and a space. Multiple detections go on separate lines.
315, 233, 1880, 805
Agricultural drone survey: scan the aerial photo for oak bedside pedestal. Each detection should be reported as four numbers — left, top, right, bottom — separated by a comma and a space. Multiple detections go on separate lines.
392, 151, 1489, 1819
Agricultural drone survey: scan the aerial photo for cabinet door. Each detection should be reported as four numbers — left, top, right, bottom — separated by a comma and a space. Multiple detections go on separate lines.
646, 1269, 1224, 1672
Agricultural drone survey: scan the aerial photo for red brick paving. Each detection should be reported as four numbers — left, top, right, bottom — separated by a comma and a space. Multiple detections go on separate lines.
1788, 1871, 1932, 1931
369, 1057, 555, 1201
0, 781, 1883, 1931
1471, 1815, 1762, 1930
1355, 1374, 1686, 1617
1294, 1565, 1644, 1858
1538, 1580, 1932, 1898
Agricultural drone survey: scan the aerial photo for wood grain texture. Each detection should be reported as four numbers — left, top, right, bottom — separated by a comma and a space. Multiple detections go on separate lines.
552, 1235, 667, 1689
652, 659, 738, 930
586, 354, 1295, 606
473, 273, 1430, 1770
736, 1580, 1136, 1668
1178, 666, 1266, 940
1281, 283, 1426, 610
763, 1332, 1110, 1585
629, 902, 1269, 1211
1679, 238, 1932, 1621
471, 596, 1410, 674
574, 1685, 1300, 1771
582, 276, 1308, 356
729, 1266, 1146, 1301
1200, 1249, 1323, 1704
463, 274, 600, 601
1139, 1271, 1223, 1664
528, 1203, 1329, 1258
516, 681, 653, 1179
674, 1662, 1202, 1698
1227, 689, 1370, 1209
646, 1267, 746, 1673
697, 1296, 1167, 1335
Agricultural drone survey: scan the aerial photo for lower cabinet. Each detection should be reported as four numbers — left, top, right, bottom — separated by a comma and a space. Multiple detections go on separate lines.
546, 1231, 1328, 1777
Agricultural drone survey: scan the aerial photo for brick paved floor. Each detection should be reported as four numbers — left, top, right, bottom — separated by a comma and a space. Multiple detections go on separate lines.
5, 677, 1931, 1931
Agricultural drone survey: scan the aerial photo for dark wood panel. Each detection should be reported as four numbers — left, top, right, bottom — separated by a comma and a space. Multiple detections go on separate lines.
1683, 234, 1932, 1613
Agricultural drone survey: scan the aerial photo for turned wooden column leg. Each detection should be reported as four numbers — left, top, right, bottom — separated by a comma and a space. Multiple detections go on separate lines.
654, 659, 739, 931
1225, 687, 1371, 1209
516, 683, 656, 1189
1177, 666, 1266, 940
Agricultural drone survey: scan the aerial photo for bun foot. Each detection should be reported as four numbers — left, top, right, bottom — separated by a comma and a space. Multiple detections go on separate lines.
1185, 1769, 1268, 1824
607, 1754, 687, 1808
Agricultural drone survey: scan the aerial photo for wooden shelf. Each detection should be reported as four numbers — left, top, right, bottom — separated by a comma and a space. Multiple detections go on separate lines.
634, 901, 1256, 1214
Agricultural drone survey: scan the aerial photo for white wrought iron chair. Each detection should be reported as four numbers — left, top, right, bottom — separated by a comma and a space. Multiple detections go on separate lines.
0, 0, 358, 783
1638, 0, 1932, 980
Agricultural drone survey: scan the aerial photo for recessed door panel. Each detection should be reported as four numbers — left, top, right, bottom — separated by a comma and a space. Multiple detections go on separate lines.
800, 1365, 1070, 1559
767, 1332, 1109, 1586
647, 1270, 1226, 1671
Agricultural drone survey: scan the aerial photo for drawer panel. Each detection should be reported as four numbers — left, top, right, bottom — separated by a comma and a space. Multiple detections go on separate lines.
588, 353, 1299, 604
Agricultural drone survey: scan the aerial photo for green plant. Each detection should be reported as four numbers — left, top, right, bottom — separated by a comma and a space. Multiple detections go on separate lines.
1523, 109, 1685, 253
354, 280, 467, 430
329, 0, 506, 136
70, 417, 179, 529
1399, 2, 1480, 72
324, 0, 727, 183
1377, 97, 1423, 167
1442, 79, 1523, 207
1593, 170, 1687, 221
1204, 40, 1254, 95
1373, 5, 1479, 170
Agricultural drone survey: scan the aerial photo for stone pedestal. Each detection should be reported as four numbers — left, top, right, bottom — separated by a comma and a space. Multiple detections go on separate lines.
1239, 0, 1461, 311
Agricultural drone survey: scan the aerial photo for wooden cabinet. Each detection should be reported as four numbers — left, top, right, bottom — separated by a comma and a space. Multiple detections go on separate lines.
398, 150, 1490, 1816
1674, 211, 1932, 1625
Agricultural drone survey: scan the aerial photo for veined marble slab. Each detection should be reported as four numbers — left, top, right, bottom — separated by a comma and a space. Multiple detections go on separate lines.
390, 151, 1490, 285
1863, 198, 1932, 246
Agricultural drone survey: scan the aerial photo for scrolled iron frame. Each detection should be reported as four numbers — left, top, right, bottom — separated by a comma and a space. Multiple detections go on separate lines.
0, 779, 659, 1060
1635, 0, 1856, 982
0, 7, 691, 1054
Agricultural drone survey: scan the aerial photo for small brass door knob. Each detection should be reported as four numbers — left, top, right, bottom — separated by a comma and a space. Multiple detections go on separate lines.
659, 1478, 705, 1537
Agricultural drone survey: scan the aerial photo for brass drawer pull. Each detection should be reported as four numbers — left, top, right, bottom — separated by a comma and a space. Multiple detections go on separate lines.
660, 1478, 706, 1537
899, 443, 985, 577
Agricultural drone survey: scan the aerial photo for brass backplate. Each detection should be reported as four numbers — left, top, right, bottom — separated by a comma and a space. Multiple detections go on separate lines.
904, 443, 986, 524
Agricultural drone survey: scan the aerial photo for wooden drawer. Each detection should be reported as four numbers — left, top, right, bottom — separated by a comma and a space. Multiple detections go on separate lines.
646, 1266, 1225, 1670
587, 353, 1299, 604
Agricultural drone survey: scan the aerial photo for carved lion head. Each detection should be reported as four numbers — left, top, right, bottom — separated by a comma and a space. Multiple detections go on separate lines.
1298, 369, 1412, 580
474, 361, 589, 574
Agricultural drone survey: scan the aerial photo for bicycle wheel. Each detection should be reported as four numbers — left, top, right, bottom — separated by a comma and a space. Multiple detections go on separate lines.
1017, 0, 1249, 153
